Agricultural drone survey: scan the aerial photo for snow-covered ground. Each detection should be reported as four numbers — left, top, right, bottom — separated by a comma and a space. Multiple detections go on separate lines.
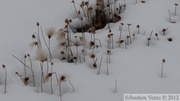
0, 0, 180, 101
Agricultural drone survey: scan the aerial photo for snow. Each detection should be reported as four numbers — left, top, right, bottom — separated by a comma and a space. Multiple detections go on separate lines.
1, 0, 180, 101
